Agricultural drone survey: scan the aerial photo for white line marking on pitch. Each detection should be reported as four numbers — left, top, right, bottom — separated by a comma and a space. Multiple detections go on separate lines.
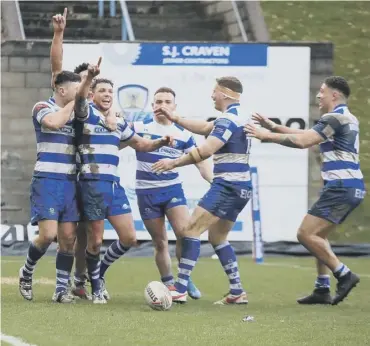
1, 333, 37, 346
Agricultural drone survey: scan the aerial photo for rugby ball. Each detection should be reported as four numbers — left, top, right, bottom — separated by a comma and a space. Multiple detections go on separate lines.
144, 281, 172, 311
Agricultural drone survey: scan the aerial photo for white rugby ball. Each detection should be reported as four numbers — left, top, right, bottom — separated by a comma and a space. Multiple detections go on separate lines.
144, 281, 172, 311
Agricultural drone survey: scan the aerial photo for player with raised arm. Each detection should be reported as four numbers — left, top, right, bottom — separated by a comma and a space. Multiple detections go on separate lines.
245, 76, 365, 305
49, 8, 117, 300
151, 76, 250, 305
18, 70, 81, 303
73, 60, 173, 303
99, 87, 213, 300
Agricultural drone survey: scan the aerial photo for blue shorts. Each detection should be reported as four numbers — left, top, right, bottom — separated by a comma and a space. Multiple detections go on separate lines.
198, 179, 251, 222
78, 180, 132, 221
30, 177, 79, 226
308, 186, 365, 224
137, 186, 187, 220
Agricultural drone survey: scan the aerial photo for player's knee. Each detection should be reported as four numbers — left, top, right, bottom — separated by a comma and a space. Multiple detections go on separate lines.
154, 238, 168, 253
58, 236, 76, 252
119, 233, 136, 247
88, 238, 103, 254
297, 227, 310, 243
38, 233, 57, 247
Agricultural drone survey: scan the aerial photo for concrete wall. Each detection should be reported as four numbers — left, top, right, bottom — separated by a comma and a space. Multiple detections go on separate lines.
1, 41, 52, 224
202, 1, 269, 42
0, 40, 333, 225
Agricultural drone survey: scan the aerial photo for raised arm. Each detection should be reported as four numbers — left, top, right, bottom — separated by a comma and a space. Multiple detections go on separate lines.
154, 106, 214, 136
50, 8, 67, 88
33, 101, 75, 130
74, 58, 101, 121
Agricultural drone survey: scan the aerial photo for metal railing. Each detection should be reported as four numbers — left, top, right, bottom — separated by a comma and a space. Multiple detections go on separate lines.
98, 0, 135, 41
231, 0, 248, 42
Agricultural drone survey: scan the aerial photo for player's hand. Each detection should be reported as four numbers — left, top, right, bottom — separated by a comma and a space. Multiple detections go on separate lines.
152, 158, 176, 174
244, 123, 269, 141
250, 112, 277, 131
52, 8, 67, 33
154, 106, 179, 123
160, 135, 174, 147
87, 57, 102, 78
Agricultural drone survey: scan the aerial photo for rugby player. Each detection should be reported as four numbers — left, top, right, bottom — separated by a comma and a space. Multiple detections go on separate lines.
50, 8, 116, 300
245, 76, 365, 305
19, 70, 81, 303
74, 61, 174, 303
99, 87, 213, 300
152, 76, 250, 305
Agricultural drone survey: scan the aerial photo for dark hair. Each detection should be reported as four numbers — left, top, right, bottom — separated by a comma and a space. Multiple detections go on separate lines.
324, 76, 350, 98
216, 76, 243, 94
91, 78, 114, 91
154, 87, 176, 98
54, 71, 81, 86
73, 62, 89, 75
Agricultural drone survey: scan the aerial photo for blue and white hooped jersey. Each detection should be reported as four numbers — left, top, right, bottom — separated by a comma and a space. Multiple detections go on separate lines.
133, 118, 196, 194
32, 97, 76, 180
312, 104, 364, 189
75, 105, 134, 182
209, 103, 251, 186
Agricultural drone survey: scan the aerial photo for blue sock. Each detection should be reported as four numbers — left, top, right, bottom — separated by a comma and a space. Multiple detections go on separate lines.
55, 252, 74, 294
100, 240, 129, 279
333, 263, 350, 279
74, 272, 87, 287
161, 275, 175, 286
175, 237, 201, 294
315, 275, 330, 289
214, 241, 244, 295
86, 250, 101, 294
21, 242, 47, 278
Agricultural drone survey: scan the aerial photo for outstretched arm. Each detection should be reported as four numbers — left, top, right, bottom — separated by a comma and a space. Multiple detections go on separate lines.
50, 8, 67, 88
248, 112, 305, 135
154, 106, 214, 135
124, 134, 174, 152
245, 124, 324, 149
152, 136, 223, 173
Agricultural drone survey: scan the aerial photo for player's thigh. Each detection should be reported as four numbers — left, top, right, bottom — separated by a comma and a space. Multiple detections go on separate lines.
30, 177, 60, 227
308, 186, 365, 226
297, 214, 335, 240
60, 180, 80, 224
208, 218, 234, 245
108, 213, 136, 246
137, 193, 164, 221
199, 180, 250, 223
78, 180, 108, 221
166, 205, 189, 239
185, 205, 220, 237
143, 217, 168, 251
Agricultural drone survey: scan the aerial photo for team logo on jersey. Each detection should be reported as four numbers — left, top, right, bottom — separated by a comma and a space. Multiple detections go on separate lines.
143, 134, 151, 140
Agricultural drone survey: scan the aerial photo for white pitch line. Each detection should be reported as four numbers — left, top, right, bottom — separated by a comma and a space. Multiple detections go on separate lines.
262, 261, 370, 278
1, 333, 37, 346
